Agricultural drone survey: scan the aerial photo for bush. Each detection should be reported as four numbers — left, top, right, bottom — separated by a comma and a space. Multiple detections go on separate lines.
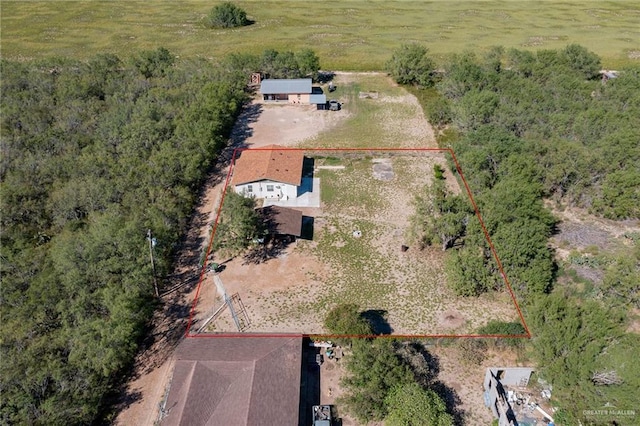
477, 320, 526, 348
205, 2, 248, 29
427, 97, 453, 128
386, 43, 436, 87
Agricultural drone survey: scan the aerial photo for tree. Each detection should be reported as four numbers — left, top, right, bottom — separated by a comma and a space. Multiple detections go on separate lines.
340, 339, 414, 422
205, 2, 249, 29
600, 247, 640, 309
561, 44, 601, 80
445, 246, 493, 296
212, 190, 262, 255
386, 43, 436, 87
477, 320, 527, 348
132, 47, 174, 78
426, 97, 452, 128
385, 382, 454, 426
324, 303, 373, 346
412, 180, 473, 251
295, 48, 320, 80
0, 51, 248, 424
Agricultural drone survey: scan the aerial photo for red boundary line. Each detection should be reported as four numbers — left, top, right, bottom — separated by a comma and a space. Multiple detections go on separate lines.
185, 147, 531, 339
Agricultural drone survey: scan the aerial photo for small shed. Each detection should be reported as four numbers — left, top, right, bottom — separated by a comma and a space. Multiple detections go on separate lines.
257, 206, 303, 238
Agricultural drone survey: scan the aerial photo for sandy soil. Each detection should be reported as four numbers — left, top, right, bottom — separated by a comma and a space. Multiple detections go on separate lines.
547, 202, 639, 261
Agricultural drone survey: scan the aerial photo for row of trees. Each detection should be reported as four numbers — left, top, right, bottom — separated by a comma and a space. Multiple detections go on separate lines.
392, 43, 639, 423
324, 304, 454, 425
223, 48, 321, 81
0, 49, 248, 424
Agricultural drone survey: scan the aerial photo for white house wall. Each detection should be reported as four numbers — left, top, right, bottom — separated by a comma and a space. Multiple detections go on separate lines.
235, 180, 297, 200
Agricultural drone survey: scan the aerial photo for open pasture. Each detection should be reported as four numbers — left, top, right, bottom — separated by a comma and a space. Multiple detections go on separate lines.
2, 1, 639, 68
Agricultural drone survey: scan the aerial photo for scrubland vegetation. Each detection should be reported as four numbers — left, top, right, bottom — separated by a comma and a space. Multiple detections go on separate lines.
2, 1, 639, 424
399, 43, 639, 424
0, 49, 249, 424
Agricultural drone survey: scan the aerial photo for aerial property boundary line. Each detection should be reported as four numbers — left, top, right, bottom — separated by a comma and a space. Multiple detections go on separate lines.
185, 147, 531, 339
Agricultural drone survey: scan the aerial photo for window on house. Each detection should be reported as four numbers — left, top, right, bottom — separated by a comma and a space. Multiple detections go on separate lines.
266, 185, 274, 192
247, 185, 253, 193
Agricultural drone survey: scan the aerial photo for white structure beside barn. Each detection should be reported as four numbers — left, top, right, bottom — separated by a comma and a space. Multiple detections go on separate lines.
232, 145, 304, 201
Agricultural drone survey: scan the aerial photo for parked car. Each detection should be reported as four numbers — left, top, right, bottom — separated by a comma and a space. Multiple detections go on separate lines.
328, 100, 340, 111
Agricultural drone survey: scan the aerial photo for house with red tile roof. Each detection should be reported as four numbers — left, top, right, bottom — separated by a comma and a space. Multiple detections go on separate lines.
232, 145, 304, 201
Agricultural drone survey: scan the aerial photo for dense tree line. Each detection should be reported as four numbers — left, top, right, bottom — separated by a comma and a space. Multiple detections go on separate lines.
0, 49, 248, 424
392, 43, 639, 424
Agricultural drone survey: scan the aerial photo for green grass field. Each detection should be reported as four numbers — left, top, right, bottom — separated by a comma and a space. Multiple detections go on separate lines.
2, 1, 638, 68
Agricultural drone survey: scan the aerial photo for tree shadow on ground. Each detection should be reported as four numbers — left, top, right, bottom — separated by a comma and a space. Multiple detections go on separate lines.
362, 309, 393, 335
242, 237, 294, 264
431, 379, 466, 425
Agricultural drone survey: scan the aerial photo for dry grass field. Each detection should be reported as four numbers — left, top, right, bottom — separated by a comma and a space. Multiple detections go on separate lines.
2, 1, 639, 68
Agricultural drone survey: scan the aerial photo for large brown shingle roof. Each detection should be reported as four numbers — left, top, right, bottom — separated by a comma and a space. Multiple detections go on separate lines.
232, 145, 303, 186
161, 336, 302, 426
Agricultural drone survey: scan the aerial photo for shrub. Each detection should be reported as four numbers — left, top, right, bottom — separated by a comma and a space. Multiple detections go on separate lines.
205, 2, 248, 29
386, 43, 436, 87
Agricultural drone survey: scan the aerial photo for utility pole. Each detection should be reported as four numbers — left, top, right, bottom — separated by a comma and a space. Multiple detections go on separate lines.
147, 229, 159, 297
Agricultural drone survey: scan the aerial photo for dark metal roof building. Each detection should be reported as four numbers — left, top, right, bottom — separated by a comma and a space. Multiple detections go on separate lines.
260, 78, 312, 95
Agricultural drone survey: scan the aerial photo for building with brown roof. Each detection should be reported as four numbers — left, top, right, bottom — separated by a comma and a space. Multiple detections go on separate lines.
160, 336, 303, 426
257, 206, 303, 238
233, 145, 304, 201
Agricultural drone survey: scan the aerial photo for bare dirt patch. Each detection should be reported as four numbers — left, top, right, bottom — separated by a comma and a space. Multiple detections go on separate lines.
438, 309, 466, 330
240, 102, 350, 148
372, 158, 394, 181
548, 202, 639, 261
547, 203, 639, 285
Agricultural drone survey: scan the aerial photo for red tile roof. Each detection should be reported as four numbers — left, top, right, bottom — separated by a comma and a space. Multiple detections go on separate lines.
232, 145, 303, 186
